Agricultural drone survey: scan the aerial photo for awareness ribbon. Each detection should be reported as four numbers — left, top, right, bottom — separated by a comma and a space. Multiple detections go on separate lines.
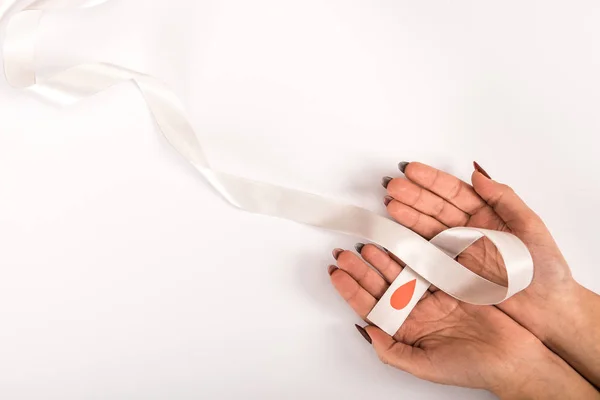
0, 0, 534, 336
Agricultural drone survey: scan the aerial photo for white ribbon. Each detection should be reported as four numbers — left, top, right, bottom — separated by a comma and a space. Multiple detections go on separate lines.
0, 0, 534, 336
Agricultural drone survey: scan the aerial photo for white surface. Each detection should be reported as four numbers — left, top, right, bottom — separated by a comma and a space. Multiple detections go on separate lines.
0, 1, 599, 399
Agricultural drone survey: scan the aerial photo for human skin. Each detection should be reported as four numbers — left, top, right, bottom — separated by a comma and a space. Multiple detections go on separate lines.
381, 161, 600, 387
327, 162, 600, 398
328, 245, 599, 399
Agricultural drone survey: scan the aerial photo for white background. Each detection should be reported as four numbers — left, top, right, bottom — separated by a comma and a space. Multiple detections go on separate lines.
1, 1, 599, 399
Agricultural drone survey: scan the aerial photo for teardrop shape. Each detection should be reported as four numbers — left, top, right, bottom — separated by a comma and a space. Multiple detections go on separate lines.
390, 279, 417, 310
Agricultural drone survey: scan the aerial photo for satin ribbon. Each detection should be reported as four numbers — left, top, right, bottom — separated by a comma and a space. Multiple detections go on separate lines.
0, 0, 534, 336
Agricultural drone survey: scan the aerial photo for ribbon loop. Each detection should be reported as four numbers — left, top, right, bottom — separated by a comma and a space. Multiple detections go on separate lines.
367, 227, 533, 335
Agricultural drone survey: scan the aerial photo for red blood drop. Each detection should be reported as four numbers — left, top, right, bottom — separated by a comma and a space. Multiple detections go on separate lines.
390, 279, 417, 310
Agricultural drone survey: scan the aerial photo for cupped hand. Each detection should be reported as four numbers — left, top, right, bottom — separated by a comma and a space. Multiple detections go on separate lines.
383, 162, 569, 294
382, 161, 600, 385
328, 246, 598, 399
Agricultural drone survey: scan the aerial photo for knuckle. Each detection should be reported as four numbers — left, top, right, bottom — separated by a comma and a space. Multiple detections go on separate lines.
410, 187, 423, 207
525, 213, 544, 227
377, 352, 391, 365
432, 199, 446, 217
409, 211, 421, 228
429, 169, 441, 187
343, 283, 361, 303
447, 181, 463, 201
500, 183, 514, 194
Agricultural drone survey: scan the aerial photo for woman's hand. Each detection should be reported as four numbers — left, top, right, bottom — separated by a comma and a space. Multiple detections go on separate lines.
381, 161, 600, 386
328, 246, 599, 399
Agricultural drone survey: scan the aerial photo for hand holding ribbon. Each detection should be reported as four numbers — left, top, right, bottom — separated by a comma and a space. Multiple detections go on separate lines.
1, 0, 533, 339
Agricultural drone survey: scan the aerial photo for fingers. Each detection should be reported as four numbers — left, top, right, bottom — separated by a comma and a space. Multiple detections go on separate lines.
386, 177, 470, 227
471, 170, 543, 232
330, 245, 434, 324
404, 162, 486, 215
358, 244, 402, 284
329, 269, 377, 319
334, 249, 389, 298
364, 325, 432, 378
386, 199, 447, 239
385, 251, 406, 268
359, 244, 439, 292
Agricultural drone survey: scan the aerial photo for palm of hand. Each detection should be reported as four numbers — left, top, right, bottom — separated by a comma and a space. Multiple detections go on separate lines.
330, 245, 540, 389
455, 211, 510, 285
397, 290, 535, 388
443, 198, 571, 310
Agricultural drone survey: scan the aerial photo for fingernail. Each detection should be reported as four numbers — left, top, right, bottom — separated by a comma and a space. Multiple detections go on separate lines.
354, 243, 364, 254
328, 265, 338, 276
355, 324, 372, 344
383, 195, 393, 206
381, 176, 392, 189
398, 161, 409, 173
332, 248, 343, 260
473, 161, 491, 179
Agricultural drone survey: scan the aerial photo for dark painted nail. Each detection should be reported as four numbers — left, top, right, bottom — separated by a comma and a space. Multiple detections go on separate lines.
355, 324, 372, 344
381, 176, 392, 189
473, 161, 491, 179
332, 248, 343, 260
328, 265, 338, 276
383, 195, 393, 206
354, 243, 365, 254
398, 161, 409, 173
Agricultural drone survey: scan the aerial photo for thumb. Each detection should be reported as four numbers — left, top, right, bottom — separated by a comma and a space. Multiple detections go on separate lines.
362, 325, 432, 380
471, 165, 542, 232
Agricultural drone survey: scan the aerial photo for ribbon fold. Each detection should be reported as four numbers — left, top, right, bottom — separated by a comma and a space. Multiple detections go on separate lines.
0, 0, 534, 336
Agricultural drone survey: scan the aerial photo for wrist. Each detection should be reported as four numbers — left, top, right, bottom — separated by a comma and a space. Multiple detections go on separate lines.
548, 279, 587, 326
508, 277, 582, 343
490, 344, 599, 400
542, 281, 600, 386
488, 341, 551, 400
